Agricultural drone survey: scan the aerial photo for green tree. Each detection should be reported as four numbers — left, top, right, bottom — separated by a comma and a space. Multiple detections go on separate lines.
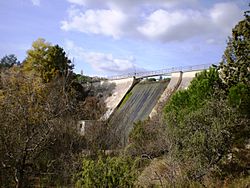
219, 9, 250, 87
166, 99, 248, 180
75, 156, 139, 187
228, 82, 250, 116
164, 68, 249, 183
0, 54, 20, 69
23, 38, 73, 82
165, 68, 222, 121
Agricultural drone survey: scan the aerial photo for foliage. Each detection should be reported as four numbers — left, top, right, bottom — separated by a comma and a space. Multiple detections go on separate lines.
0, 39, 109, 187
226, 176, 250, 188
219, 9, 250, 87
166, 98, 249, 180
0, 64, 100, 187
165, 68, 222, 121
75, 74, 93, 83
83, 121, 113, 156
120, 91, 132, 108
126, 116, 169, 158
147, 78, 156, 82
75, 156, 139, 187
0, 54, 20, 69
228, 82, 250, 116
164, 66, 249, 183
163, 69, 250, 182
23, 38, 73, 83
74, 74, 108, 84
136, 157, 190, 188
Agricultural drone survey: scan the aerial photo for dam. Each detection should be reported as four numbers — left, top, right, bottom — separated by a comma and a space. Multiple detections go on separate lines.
79, 64, 211, 145
109, 80, 169, 146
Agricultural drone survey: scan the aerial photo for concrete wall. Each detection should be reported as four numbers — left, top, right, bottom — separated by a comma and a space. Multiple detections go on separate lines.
177, 71, 200, 90
150, 70, 200, 117
109, 81, 168, 146
77, 120, 103, 135
78, 70, 204, 139
77, 78, 135, 135
149, 71, 182, 118
102, 77, 135, 120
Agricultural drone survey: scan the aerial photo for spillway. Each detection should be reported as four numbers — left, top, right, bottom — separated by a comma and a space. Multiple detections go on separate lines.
150, 72, 182, 117
109, 80, 169, 146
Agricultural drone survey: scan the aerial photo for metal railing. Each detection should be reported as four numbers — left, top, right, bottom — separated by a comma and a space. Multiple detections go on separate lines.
107, 63, 213, 80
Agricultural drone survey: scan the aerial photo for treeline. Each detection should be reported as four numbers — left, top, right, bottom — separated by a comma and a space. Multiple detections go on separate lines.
0, 39, 108, 187
0, 9, 249, 188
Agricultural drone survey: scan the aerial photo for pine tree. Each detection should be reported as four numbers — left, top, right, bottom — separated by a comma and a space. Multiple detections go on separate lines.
219, 9, 250, 87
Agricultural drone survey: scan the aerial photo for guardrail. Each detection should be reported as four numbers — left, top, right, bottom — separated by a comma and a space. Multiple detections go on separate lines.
107, 63, 213, 80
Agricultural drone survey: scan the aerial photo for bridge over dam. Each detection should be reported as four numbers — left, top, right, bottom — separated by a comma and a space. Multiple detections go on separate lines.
79, 63, 212, 146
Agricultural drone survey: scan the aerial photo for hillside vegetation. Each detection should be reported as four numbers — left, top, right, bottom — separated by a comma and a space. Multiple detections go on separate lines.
0, 8, 249, 188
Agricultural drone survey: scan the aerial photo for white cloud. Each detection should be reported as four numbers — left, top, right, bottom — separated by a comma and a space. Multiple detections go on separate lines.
137, 9, 207, 41
61, 8, 127, 39
30, 0, 40, 6
65, 40, 140, 74
210, 3, 242, 34
84, 52, 136, 72
138, 2, 242, 41
62, 1, 243, 42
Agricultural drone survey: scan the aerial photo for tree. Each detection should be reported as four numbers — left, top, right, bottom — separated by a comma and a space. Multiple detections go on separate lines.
166, 99, 248, 180
163, 67, 250, 184
23, 38, 73, 83
165, 68, 223, 120
0, 54, 20, 69
228, 82, 250, 116
75, 156, 139, 187
126, 116, 169, 158
0, 69, 82, 187
219, 9, 250, 87
0, 38, 110, 187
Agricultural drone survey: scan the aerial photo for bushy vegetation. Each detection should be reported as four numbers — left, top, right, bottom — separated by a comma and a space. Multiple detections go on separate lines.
75, 156, 139, 187
126, 9, 250, 187
126, 116, 169, 158
1, 8, 249, 188
0, 39, 106, 187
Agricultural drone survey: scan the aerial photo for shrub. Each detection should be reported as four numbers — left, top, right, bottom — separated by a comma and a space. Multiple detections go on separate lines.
228, 82, 250, 116
126, 116, 169, 158
164, 68, 249, 182
75, 156, 139, 187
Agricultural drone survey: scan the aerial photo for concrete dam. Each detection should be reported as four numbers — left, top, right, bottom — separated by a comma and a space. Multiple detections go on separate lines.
80, 64, 210, 145
106, 70, 201, 146
109, 80, 169, 145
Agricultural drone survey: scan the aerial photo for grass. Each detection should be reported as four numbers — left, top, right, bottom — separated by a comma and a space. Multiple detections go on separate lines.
120, 91, 132, 108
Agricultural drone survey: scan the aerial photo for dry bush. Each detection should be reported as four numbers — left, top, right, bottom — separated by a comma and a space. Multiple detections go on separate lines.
136, 156, 189, 188
125, 114, 170, 158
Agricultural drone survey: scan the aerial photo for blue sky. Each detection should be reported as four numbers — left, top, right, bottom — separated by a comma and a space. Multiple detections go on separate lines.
0, 0, 248, 76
